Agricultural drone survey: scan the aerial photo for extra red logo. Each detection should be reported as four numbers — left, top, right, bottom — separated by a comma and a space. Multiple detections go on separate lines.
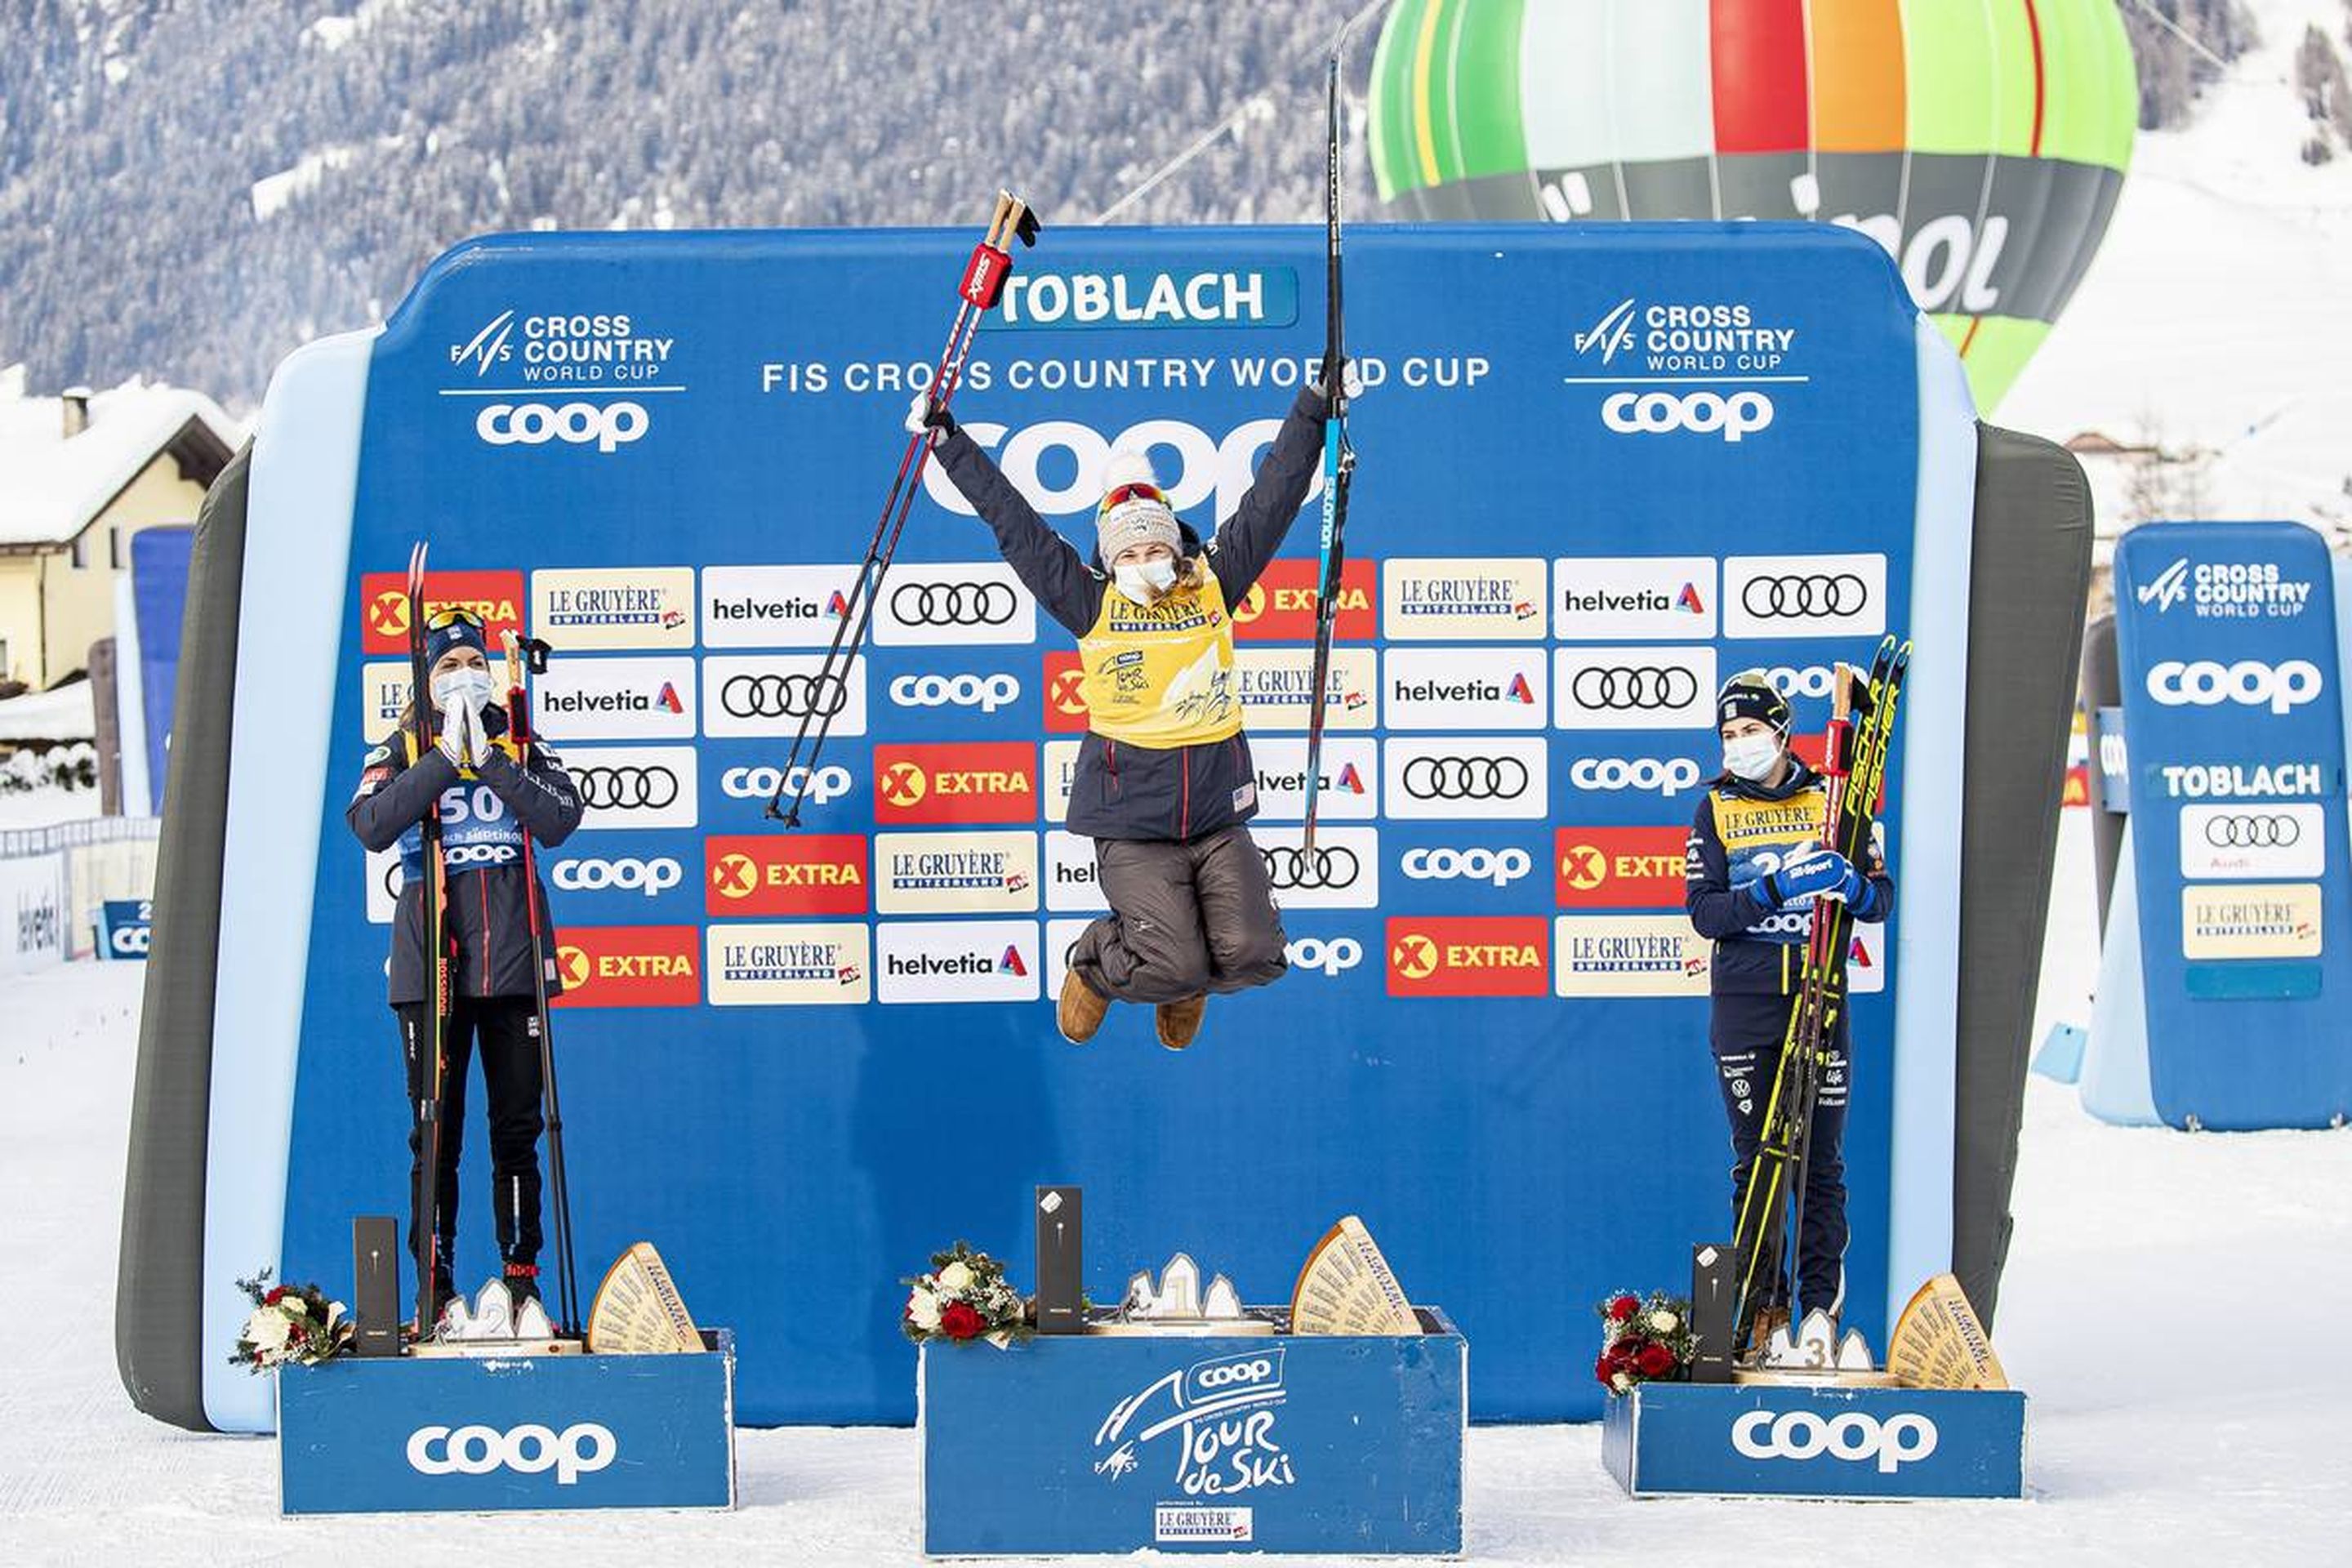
1384, 915, 1549, 997
360, 568, 525, 654
704, 834, 867, 916
1555, 827, 1688, 908
1232, 558, 1377, 642
549, 924, 700, 1008
1044, 651, 1089, 733
873, 742, 1038, 823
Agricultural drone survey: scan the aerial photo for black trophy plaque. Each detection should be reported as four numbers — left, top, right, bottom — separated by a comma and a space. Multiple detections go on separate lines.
1035, 1186, 1084, 1334
1690, 1241, 1735, 1383
352, 1215, 401, 1356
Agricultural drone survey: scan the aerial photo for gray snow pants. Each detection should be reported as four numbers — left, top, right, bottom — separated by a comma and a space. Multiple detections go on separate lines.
1070, 825, 1290, 1004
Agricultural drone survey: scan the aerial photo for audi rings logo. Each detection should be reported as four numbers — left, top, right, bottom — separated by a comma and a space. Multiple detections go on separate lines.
1401, 847, 1532, 887
1401, 756, 1531, 801
573, 764, 680, 810
1285, 937, 1363, 975
890, 580, 1018, 626
1569, 666, 1699, 711
552, 857, 684, 896
407, 1422, 617, 1486
1261, 844, 1362, 891
889, 673, 1020, 712
2203, 813, 2302, 849
1569, 757, 1702, 796
720, 671, 850, 719
1601, 389, 1774, 443
1740, 573, 1869, 619
474, 400, 648, 453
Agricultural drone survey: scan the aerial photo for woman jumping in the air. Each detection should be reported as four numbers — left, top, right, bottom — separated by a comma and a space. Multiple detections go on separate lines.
906, 371, 1334, 1049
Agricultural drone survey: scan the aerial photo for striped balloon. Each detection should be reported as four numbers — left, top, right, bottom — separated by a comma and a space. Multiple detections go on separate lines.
1366, 0, 2138, 410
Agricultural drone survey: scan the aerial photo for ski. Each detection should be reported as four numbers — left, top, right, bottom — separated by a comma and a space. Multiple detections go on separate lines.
1731, 636, 1909, 1341
1300, 47, 1356, 853
404, 541, 454, 1334
768, 189, 1041, 826
501, 630, 581, 1339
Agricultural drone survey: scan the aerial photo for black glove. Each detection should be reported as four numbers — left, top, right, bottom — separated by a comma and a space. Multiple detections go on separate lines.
1314, 354, 1361, 404
904, 390, 958, 448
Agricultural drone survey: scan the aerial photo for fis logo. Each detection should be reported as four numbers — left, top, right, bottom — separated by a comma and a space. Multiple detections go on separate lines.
1575, 297, 1638, 364
448, 310, 517, 376
2139, 557, 2191, 613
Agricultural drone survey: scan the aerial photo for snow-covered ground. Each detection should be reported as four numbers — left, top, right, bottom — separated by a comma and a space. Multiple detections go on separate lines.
2, 813, 2345, 1564
2002, 0, 2352, 542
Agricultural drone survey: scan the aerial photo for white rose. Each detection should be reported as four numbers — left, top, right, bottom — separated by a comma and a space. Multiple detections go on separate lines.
908, 1290, 943, 1333
1610, 1372, 1634, 1395
246, 1309, 292, 1355
1648, 1309, 1679, 1334
937, 1261, 974, 1294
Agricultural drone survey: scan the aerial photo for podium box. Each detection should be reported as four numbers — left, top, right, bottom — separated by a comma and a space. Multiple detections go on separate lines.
1602, 1379, 2027, 1501
920, 1310, 1466, 1557
277, 1330, 734, 1515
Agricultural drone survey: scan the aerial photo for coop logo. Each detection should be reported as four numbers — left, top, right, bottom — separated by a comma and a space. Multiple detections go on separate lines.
877, 920, 1041, 1003
1554, 827, 1687, 908
877, 564, 1036, 646
1385, 737, 1548, 820
565, 746, 697, 831
889, 673, 1020, 713
1731, 1410, 1938, 1475
1232, 557, 1378, 642
2147, 658, 2323, 716
549, 924, 701, 1008
1385, 915, 1548, 996
359, 570, 525, 654
448, 309, 676, 382
1603, 390, 1774, 443
704, 834, 867, 916
1383, 559, 1547, 642
1284, 936, 1362, 976
875, 830, 1039, 914
475, 399, 649, 453
1724, 555, 1886, 638
702, 656, 867, 738
1385, 648, 1546, 731
1401, 846, 1532, 888
1574, 297, 1639, 364
719, 763, 852, 806
706, 922, 871, 1005
550, 856, 683, 898
925, 416, 1311, 526
874, 744, 1038, 823
2139, 557, 2313, 619
1569, 756, 1704, 797
1554, 647, 1716, 730
406, 1421, 616, 1486
1094, 1349, 1295, 1501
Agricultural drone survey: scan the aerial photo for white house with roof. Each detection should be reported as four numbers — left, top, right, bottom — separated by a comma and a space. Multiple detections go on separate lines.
0, 366, 241, 691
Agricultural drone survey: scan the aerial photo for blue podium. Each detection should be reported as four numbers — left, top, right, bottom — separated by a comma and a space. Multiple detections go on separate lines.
1603, 1380, 2026, 1500
920, 1316, 1467, 1556
278, 1334, 736, 1515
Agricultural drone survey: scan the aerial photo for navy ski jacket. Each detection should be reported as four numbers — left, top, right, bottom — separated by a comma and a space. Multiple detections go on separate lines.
1684, 759, 1894, 997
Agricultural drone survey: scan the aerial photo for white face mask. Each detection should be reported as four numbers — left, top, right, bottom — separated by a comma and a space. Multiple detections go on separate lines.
1114, 557, 1179, 603
1722, 732, 1784, 782
432, 666, 495, 712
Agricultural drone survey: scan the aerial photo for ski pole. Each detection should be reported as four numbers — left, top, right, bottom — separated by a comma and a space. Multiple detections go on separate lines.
404, 540, 453, 1334
503, 631, 581, 1337
767, 190, 1042, 825
1301, 47, 1356, 853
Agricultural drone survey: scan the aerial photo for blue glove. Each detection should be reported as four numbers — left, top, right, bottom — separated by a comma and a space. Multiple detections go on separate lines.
1762, 847, 1860, 910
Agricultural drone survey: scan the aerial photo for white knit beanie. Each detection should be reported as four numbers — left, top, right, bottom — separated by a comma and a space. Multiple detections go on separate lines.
1095, 451, 1182, 563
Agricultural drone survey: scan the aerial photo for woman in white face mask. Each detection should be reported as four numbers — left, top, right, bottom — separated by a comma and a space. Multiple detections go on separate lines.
907, 369, 1339, 1049
1682, 668, 1894, 1351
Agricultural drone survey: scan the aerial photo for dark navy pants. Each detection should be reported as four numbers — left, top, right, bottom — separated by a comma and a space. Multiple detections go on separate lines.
1711, 989, 1850, 1319
397, 996, 545, 1298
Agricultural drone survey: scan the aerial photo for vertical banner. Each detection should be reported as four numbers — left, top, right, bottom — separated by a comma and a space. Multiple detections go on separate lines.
131, 527, 194, 808
2112, 522, 2352, 1128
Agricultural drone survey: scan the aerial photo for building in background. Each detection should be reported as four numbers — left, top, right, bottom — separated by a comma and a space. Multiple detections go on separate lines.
0, 365, 239, 692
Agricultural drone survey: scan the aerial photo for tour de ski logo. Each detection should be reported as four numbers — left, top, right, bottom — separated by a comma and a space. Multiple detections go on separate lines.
1093, 1350, 1295, 1499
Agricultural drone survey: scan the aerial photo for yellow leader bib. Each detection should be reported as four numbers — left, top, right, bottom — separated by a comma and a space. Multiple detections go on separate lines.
1078, 575, 1243, 748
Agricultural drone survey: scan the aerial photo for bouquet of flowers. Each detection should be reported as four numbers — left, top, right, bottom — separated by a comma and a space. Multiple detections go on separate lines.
901, 1241, 1029, 1348
228, 1271, 354, 1373
1593, 1289, 1696, 1395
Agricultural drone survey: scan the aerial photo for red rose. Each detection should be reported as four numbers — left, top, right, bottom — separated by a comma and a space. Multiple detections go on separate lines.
1608, 1294, 1640, 1321
1593, 1354, 1617, 1388
938, 1301, 986, 1341
265, 1286, 287, 1305
1637, 1342, 1677, 1377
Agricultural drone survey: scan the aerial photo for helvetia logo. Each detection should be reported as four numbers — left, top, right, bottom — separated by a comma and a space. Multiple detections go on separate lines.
1678, 581, 1706, 614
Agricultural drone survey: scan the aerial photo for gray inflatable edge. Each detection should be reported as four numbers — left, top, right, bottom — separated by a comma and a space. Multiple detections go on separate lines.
114, 443, 249, 1431
1953, 423, 2095, 1327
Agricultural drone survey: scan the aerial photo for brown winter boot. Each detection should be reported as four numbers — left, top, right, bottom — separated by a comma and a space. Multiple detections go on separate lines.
1155, 995, 1208, 1051
1057, 970, 1110, 1044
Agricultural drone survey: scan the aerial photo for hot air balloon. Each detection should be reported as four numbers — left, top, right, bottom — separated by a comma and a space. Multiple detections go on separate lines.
1365, 0, 2138, 410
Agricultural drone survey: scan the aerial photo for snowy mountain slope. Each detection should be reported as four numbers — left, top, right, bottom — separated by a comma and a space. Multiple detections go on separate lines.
2002, 0, 2352, 540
